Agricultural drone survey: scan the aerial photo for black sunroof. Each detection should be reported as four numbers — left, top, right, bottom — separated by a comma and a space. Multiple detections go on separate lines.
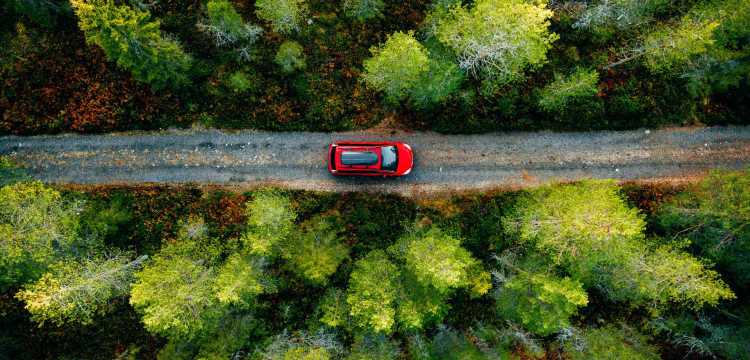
341, 151, 378, 166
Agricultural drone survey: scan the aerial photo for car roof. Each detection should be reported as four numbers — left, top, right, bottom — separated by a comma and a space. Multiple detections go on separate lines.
341, 151, 378, 166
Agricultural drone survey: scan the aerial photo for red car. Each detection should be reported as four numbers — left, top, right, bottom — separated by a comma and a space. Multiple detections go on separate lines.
327, 141, 414, 177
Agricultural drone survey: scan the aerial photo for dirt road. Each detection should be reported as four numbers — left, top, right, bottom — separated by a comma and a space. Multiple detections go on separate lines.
1, 126, 749, 195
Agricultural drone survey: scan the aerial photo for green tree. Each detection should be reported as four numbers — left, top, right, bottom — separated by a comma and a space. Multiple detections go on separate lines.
656, 169, 750, 289
130, 221, 224, 340
259, 331, 342, 360
502, 180, 734, 310
275, 40, 307, 74
319, 288, 349, 328
347, 334, 400, 360
255, 0, 308, 34
394, 271, 449, 330
538, 68, 599, 113
199, 0, 262, 61
563, 325, 660, 360
362, 31, 429, 103
496, 272, 588, 336
573, 0, 672, 37
70, 0, 192, 90
434, 0, 557, 85
16, 254, 147, 326
0, 181, 81, 289
346, 250, 401, 333
343, 0, 384, 21
642, 18, 720, 74
280, 215, 349, 285
213, 253, 268, 308
241, 189, 296, 256
393, 226, 487, 294
408, 41, 465, 109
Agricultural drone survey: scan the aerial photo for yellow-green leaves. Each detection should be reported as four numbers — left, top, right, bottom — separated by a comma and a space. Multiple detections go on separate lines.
281, 216, 349, 285
346, 250, 400, 333
434, 0, 557, 85
503, 180, 734, 313
213, 253, 266, 308
0, 181, 81, 289
255, 0, 308, 34
242, 189, 296, 256
497, 272, 588, 336
538, 68, 600, 113
17, 254, 146, 326
362, 31, 429, 103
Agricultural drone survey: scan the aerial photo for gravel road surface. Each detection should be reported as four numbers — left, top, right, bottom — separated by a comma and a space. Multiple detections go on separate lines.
2, 127, 749, 195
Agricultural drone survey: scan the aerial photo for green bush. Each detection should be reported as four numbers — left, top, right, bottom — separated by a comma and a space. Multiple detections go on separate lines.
255, 0, 308, 34
275, 40, 307, 74
225, 71, 255, 93
70, 0, 192, 90
497, 272, 588, 336
434, 0, 557, 85
362, 31, 429, 103
343, 0, 385, 21
0, 181, 82, 289
538, 68, 599, 113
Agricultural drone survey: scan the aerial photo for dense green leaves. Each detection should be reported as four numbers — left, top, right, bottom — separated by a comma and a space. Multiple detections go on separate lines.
0, 181, 81, 289
343, 0, 385, 21
503, 180, 734, 311
213, 253, 267, 308
200, 0, 262, 61
497, 272, 588, 336
657, 169, 750, 289
281, 215, 349, 285
242, 189, 296, 256
255, 0, 308, 34
346, 250, 400, 333
275, 40, 307, 74
130, 252, 220, 338
70, 0, 192, 90
393, 226, 484, 293
538, 68, 600, 113
362, 31, 429, 103
563, 325, 660, 360
434, 0, 557, 85
16, 254, 146, 326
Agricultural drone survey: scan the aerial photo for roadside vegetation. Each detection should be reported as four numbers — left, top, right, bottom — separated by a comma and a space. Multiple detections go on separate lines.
1, 165, 748, 359
1, 0, 748, 135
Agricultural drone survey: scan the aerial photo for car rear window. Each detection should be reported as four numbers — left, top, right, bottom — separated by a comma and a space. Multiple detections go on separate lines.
341, 151, 378, 166
381, 146, 398, 171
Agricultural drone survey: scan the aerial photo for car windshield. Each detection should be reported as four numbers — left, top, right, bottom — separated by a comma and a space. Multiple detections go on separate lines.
381, 146, 398, 171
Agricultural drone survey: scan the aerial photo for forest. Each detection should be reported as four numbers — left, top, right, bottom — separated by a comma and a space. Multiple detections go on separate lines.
1, 157, 749, 359
1, 0, 749, 135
